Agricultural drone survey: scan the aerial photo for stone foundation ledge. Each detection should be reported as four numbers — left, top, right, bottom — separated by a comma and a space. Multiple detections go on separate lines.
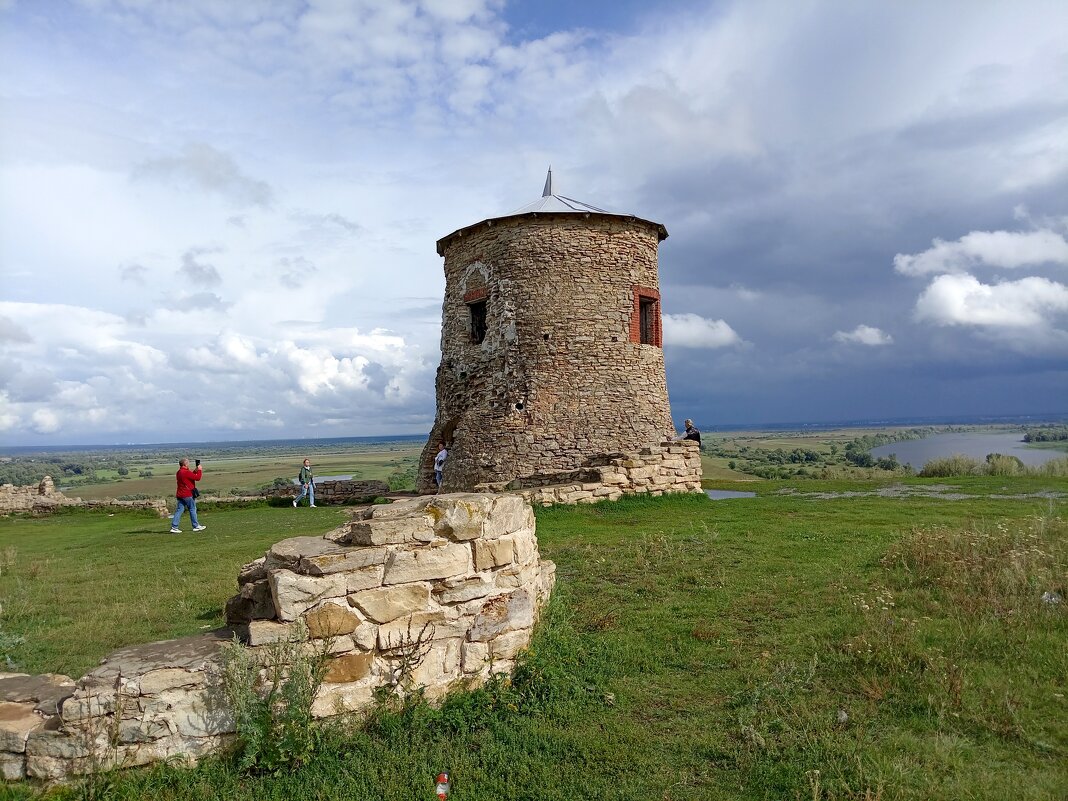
475, 440, 703, 506
0, 493, 554, 783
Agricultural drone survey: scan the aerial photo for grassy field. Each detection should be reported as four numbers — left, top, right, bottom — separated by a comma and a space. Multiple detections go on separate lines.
701, 453, 762, 481
0, 504, 350, 677
1, 475, 1065, 799
57, 444, 423, 500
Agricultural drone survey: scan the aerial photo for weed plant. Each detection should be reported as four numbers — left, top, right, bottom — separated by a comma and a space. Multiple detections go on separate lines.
221, 621, 329, 775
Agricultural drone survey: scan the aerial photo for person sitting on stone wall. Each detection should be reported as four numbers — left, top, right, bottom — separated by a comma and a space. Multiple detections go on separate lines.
434, 442, 448, 492
680, 419, 701, 445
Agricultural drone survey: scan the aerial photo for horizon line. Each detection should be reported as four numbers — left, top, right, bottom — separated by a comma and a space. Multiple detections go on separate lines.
3, 411, 1067, 452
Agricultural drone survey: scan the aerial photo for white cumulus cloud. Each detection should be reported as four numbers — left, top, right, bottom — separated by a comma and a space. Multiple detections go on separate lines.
914, 273, 1068, 327
832, 325, 893, 346
894, 229, 1068, 276
31, 408, 61, 434
663, 313, 741, 348
0, 300, 432, 442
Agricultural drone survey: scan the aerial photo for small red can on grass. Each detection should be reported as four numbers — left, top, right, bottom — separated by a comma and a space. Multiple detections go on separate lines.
434, 772, 450, 799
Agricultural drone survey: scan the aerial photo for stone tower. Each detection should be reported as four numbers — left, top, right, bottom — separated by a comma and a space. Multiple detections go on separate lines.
418, 170, 674, 492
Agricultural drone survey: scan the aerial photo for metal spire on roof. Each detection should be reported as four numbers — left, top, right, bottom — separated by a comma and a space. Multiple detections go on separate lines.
436, 166, 669, 254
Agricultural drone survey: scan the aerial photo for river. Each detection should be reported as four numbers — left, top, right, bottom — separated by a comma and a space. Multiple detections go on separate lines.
869, 432, 1063, 468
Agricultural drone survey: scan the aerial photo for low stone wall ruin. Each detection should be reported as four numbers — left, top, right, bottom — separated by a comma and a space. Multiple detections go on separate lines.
475, 440, 702, 505
0, 477, 169, 518
271, 479, 391, 505
0, 493, 553, 782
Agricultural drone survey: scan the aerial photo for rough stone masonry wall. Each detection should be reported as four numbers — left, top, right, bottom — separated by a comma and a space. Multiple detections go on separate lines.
0, 494, 554, 782
0, 477, 168, 518
475, 440, 703, 505
271, 479, 390, 505
418, 214, 674, 493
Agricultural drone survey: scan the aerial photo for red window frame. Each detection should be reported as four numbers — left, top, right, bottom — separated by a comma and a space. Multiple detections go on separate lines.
629, 285, 662, 347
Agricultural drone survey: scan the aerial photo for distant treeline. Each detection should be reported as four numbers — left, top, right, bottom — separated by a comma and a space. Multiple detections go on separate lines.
0, 457, 135, 487
1022, 426, 1068, 443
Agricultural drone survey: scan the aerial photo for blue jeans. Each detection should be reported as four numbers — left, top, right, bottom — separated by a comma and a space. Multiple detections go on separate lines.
171, 496, 199, 528
295, 482, 315, 506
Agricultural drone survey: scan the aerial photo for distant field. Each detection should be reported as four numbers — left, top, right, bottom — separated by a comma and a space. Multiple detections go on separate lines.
8, 425, 1064, 498
704, 426, 907, 449
699, 454, 761, 480
57, 444, 423, 500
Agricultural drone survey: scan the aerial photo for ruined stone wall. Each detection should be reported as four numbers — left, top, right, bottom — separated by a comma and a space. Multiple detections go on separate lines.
0, 494, 553, 781
476, 440, 703, 505
0, 477, 168, 518
271, 479, 390, 505
418, 214, 674, 492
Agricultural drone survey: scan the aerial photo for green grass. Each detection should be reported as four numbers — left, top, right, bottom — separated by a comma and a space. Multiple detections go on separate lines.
0, 504, 349, 677
701, 454, 763, 481
0, 478, 1065, 800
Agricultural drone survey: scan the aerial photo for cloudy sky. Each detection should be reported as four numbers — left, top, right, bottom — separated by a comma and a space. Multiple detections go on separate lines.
2, 0, 1067, 446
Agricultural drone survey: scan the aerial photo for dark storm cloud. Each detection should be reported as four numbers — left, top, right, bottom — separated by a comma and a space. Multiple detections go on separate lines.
896, 101, 1068, 151
361, 361, 391, 395
3, 366, 59, 403
621, 27, 1068, 423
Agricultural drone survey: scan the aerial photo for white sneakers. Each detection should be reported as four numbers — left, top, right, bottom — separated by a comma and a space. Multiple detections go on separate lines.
293, 499, 297, 507
193, 525, 207, 531
310, 504, 317, 507
169, 527, 181, 534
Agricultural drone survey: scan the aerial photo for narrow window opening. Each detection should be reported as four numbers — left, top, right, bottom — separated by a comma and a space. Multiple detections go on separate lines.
639, 297, 657, 345
469, 300, 488, 344
629, 285, 662, 347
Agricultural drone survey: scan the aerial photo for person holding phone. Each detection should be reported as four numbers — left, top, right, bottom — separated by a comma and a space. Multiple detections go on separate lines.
170, 457, 206, 533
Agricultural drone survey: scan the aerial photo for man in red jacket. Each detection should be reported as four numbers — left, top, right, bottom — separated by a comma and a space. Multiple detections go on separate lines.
170, 458, 206, 534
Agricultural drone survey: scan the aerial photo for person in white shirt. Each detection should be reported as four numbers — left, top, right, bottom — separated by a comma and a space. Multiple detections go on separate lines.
434, 442, 448, 492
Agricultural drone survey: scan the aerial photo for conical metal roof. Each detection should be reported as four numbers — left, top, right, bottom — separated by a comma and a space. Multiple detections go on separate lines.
507, 166, 615, 215
436, 168, 668, 255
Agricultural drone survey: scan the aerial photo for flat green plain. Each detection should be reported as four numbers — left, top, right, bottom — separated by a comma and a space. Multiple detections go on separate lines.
63, 445, 422, 500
